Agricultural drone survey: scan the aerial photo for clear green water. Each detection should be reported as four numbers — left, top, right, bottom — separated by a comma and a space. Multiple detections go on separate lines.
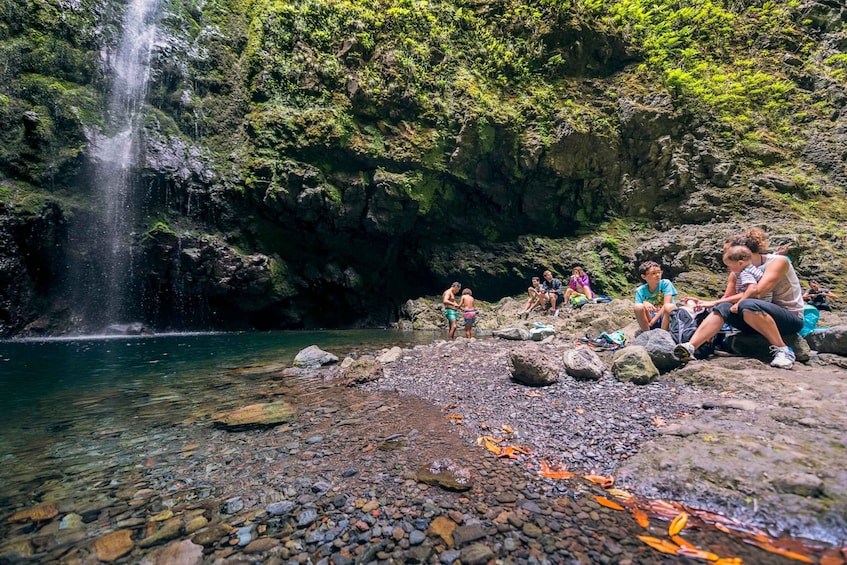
0, 330, 440, 425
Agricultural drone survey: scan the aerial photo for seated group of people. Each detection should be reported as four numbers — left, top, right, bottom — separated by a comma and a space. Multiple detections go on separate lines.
634, 227, 835, 371
519, 267, 594, 318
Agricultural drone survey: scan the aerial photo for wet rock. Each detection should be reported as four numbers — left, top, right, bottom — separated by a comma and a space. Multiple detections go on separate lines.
212, 401, 295, 430
416, 459, 472, 491
459, 542, 494, 565
507, 349, 560, 386
451, 523, 490, 547
266, 501, 295, 516
140, 539, 204, 565
426, 516, 457, 547
8, 502, 58, 522
562, 346, 606, 381
191, 522, 233, 546
293, 345, 339, 368
138, 518, 182, 548
611, 346, 658, 385
93, 529, 134, 562
244, 537, 280, 553
338, 357, 384, 386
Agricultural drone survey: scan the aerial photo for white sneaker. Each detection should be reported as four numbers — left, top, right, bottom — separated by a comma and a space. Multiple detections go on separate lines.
769, 346, 795, 369
551, 309, 559, 317
673, 342, 695, 363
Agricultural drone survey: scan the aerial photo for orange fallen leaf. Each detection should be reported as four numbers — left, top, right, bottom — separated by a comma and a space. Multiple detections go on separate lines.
483, 440, 501, 456
714, 523, 732, 535
606, 488, 632, 499
652, 416, 667, 427
631, 507, 650, 528
524, 391, 542, 398
747, 541, 814, 564
583, 474, 614, 488
446, 414, 463, 421
637, 535, 680, 555
576, 408, 585, 414
677, 546, 719, 561
714, 559, 743, 565
538, 460, 575, 480
820, 554, 844, 565
592, 495, 624, 511
670, 535, 696, 549
668, 512, 689, 536
502, 424, 513, 433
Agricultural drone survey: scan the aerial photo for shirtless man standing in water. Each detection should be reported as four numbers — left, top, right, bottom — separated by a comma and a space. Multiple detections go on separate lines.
442, 282, 462, 339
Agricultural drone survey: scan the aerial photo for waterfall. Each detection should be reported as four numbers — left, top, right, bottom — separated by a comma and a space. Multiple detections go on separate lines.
73, 0, 161, 330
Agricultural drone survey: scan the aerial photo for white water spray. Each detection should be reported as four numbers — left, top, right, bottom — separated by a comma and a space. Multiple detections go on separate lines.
84, 0, 160, 327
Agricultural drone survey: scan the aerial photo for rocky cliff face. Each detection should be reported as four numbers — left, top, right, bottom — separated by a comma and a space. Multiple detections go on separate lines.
1, 0, 846, 336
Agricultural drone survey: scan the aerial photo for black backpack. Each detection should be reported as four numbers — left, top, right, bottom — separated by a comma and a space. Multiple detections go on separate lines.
668, 308, 714, 359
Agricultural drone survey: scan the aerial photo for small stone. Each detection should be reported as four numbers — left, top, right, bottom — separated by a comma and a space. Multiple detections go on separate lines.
93, 530, 134, 562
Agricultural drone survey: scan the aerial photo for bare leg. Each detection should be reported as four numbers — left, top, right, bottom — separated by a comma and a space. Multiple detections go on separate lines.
634, 304, 651, 331
659, 303, 677, 330
741, 310, 787, 347
448, 320, 457, 339
688, 312, 724, 348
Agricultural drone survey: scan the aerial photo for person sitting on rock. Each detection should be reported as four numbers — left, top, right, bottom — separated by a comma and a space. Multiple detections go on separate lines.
803, 280, 837, 311
563, 266, 594, 306
674, 229, 804, 369
541, 270, 564, 317
519, 276, 547, 318
634, 260, 677, 331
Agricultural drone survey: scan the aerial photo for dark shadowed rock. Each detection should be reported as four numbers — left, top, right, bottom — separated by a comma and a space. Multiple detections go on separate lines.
725, 332, 811, 362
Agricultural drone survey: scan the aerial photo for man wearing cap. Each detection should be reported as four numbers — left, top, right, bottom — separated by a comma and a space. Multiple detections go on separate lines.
442, 282, 462, 339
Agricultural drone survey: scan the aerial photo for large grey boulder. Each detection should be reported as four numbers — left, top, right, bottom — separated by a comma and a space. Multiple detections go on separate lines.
562, 346, 606, 381
632, 329, 682, 373
494, 326, 530, 341
293, 345, 339, 368
507, 350, 560, 386
805, 326, 847, 355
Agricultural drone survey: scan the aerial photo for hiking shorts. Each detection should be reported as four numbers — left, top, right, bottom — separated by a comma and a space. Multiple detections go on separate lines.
713, 299, 803, 336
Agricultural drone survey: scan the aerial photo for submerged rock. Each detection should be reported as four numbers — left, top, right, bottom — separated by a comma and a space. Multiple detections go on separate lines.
212, 401, 296, 429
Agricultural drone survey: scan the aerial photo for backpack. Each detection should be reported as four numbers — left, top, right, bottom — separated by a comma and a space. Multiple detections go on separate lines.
668, 308, 714, 359
570, 294, 589, 308
799, 304, 820, 337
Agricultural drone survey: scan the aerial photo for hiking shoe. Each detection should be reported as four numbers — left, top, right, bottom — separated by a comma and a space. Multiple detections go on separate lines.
769, 346, 795, 369
673, 342, 695, 363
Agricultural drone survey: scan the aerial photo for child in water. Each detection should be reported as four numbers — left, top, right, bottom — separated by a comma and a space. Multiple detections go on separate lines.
459, 288, 476, 338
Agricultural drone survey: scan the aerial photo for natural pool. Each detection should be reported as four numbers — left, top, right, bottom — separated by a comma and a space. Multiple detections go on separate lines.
0, 330, 442, 525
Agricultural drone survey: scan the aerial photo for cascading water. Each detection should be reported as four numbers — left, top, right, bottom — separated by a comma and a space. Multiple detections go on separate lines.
72, 0, 161, 331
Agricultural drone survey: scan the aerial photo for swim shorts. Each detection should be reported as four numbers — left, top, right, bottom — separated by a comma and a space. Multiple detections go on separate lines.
445, 308, 459, 322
